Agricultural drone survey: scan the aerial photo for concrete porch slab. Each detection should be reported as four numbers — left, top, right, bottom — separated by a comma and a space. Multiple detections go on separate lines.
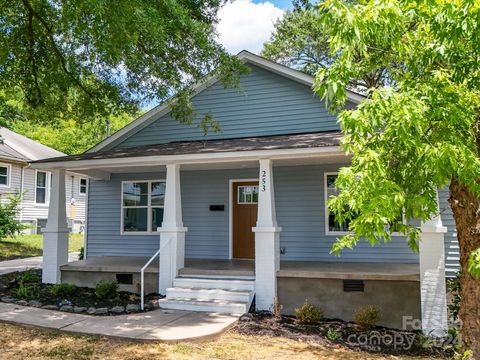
0, 302, 238, 342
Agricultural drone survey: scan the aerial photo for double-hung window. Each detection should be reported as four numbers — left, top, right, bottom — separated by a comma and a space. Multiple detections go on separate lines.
122, 181, 165, 234
325, 172, 350, 234
0, 164, 10, 187
35, 170, 50, 204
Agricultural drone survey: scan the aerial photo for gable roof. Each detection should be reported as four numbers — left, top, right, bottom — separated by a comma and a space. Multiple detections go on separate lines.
0, 127, 65, 163
88, 51, 365, 153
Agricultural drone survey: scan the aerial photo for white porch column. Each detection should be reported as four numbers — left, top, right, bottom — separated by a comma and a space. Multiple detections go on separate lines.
158, 164, 187, 294
419, 192, 448, 337
42, 169, 69, 284
253, 159, 281, 311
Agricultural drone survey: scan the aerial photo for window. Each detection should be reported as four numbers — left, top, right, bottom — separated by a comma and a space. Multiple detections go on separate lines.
79, 178, 87, 195
35, 170, 50, 204
121, 181, 165, 233
0, 164, 10, 187
325, 173, 350, 234
237, 185, 258, 204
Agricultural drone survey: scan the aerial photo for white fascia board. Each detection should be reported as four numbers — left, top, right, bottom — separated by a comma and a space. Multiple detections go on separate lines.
88, 51, 365, 153
30, 146, 344, 171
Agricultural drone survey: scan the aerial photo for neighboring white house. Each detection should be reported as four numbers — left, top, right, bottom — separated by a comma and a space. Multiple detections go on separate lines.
0, 127, 86, 234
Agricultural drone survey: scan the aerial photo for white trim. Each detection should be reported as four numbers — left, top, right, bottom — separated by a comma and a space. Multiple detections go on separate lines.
32, 146, 345, 171
0, 162, 11, 188
229, 178, 259, 259
87, 51, 365, 153
323, 171, 406, 237
83, 177, 90, 259
120, 180, 166, 235
34, 169, 51, 206
324, 172, 350, 236
78, 177, 87, 196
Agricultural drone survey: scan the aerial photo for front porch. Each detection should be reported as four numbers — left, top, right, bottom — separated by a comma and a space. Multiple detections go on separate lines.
32, 133, 449, 334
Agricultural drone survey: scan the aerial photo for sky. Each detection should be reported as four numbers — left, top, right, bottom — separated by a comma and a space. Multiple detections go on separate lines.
216, 0, 292, 55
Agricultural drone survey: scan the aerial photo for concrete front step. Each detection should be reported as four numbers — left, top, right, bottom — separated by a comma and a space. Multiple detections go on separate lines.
166, 287, 253, 303
158, 298, 249, 314
173, 277, 255, 291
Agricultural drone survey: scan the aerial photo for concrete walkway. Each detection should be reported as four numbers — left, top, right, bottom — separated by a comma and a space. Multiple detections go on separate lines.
0, 302, 238, 341
0, 252, 79, 275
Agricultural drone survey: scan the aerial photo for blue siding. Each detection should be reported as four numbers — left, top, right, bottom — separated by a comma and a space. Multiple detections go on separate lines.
115, 65, 344, 149
438, 187, 460, 277
86, 165, 418, 263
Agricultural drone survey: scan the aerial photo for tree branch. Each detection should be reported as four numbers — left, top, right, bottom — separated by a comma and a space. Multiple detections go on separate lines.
20, 0, 95, 98
25, 10, 42, 105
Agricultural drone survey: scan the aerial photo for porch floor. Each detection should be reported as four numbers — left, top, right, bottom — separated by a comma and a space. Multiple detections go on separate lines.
61, 257, 419, 281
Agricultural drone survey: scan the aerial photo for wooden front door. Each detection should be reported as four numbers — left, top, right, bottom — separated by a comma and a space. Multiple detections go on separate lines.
232, 181, 258, 259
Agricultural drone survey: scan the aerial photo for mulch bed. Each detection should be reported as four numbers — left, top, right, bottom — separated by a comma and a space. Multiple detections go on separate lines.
0, 269, 162, 315
234, 312, 453, 358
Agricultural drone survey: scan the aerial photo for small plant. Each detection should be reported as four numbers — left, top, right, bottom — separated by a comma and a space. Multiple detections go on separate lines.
95, 280, 119, 301
294, 300, 324, 325
271, 297, 283, 319
326, 328, 342, 341
353, 305, 381, 331
17, 270, 40, 284
78, 246, 85, 260
447, 271, 461, 321
15, 270, 40, 298
50, 283, 77, 298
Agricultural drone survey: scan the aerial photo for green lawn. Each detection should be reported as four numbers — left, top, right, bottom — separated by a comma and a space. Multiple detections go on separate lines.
0, 234, 84, 261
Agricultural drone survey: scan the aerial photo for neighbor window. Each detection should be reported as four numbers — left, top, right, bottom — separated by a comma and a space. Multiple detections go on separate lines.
122, 181, 165, 233
35, 170, 49, 204
237, 185, 258, 204
0, 164, 10, 186
79, 178, 87, 195
325, 173, 350, 234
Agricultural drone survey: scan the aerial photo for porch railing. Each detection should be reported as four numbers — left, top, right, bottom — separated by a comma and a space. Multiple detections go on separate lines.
140, 249, 161, 310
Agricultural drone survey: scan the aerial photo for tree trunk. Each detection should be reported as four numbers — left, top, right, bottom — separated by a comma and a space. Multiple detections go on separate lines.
449, 179, 480, 358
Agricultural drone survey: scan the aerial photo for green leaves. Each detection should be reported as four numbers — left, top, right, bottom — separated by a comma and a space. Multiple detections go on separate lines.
0, 0, 241, 126
467, 248, 480, 279
314, 0, 480, 264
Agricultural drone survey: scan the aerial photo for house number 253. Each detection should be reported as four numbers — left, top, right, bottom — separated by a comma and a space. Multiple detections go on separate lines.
261, 170, 267, 192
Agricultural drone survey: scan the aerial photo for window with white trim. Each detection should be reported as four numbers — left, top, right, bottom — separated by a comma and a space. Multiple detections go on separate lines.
79, 178, 87, 195
325, 173, 351, 234
0, 164, 10, 187
35, 170, 50, 204
121, 181, 165, 233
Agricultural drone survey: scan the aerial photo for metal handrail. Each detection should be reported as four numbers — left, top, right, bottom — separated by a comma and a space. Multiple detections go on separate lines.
140, 249, 161, 310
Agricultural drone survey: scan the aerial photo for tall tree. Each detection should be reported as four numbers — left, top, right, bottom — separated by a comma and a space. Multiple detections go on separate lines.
0, 0, 244, 126
314, 0, 480, 355
262, 0, 389, 91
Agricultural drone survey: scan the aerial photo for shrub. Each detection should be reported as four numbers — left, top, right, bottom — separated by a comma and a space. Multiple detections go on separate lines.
447, 271, 461, 321
353, 305, 381, 331
17, 270, 40, 285
271, 297, 283, 319
15, 270, 40, 299
326, 328, 342, 341
0, 193, 28, 240
50, 283, 77, 298
95, 280, 119, 301
295, 300, 324, 325
78, 246, 84, 260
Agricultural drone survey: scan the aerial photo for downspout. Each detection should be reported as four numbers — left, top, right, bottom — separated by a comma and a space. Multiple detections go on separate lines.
19, 165, 25, 223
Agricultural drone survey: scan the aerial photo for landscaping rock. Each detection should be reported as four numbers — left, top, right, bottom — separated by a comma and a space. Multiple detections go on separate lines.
60, 305, 74, 312
59, 300, 72, 307
94, 307, 108, 315
87, 307, 96, 315
125, 304, 140, 313
73, 306, 87, 314
41, 305, 59, 310
109, 306, 125, 314
16, 300, 28, 306
240, 313, 254, 322
147, 299, 160, 309
1, 296, 16, 303
28, 300, 42, 307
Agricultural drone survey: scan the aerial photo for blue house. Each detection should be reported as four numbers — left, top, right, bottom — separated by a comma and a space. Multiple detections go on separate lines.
32, 51, 457, 333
